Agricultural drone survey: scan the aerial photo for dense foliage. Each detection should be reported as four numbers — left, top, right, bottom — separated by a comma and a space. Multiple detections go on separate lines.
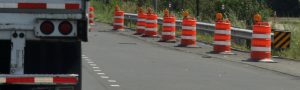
96, 0, 272, 27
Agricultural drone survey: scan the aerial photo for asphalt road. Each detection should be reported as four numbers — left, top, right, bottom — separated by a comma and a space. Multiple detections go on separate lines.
81, 23, 300, 90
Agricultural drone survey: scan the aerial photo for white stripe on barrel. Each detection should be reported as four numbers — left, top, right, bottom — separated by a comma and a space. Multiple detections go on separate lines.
214, 41, 231, 45
252, 34, 271, 39
182, 26, 196, 30
146, 20, 158, 23
136, 26, 144, 29
251, 47, 271, 52
146, 28, 157, 31
181, 36, 196, 40
162, 32, 176, 35
163, 23, 176, 27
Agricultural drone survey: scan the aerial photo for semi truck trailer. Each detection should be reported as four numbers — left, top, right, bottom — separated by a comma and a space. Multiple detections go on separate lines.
0, 0, 89, 90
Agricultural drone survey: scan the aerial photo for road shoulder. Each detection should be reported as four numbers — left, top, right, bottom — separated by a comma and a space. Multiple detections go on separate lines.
92, 22, 300, 77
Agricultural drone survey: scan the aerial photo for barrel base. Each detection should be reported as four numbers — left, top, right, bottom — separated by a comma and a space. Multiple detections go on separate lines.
175, 44, 200, 48
243, 58, 277, 63
133, 33, 143, 35
134, 29, 145, 35
112, 29, 124, 31
158, 39, 176, 43
259, 59, 277, 63
141, 34, 158, 38
210, 51, 235, 55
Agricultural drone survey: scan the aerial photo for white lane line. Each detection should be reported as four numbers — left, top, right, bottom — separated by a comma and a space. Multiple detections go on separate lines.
92, 67, 99, 69
97, 73, 105, 75
93, 70, 102, 72
87, 62, 94, 63
81, 55, 120, 87
110, 85, 120, 87
108, 80, 117, 83
90, 64, 97, 66
82, 56, 88, 59
100, 76, 109, 79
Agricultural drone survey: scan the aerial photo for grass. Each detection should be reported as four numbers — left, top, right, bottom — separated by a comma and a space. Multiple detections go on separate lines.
197, 33, 213, 44
91, 1, 114, 24
92, 0, 300, 60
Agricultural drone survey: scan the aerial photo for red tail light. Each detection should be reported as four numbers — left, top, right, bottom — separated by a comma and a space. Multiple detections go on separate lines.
40, 21, 54, 35
59, 21, 73, 35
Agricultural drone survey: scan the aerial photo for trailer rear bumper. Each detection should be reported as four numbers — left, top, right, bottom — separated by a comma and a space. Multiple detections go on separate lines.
0, 74, 78, 85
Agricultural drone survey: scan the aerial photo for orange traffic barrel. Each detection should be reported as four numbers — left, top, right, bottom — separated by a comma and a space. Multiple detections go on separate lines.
134, 12, 146, 35
89, 12, 95, 18
159, 16, 176, 42
89, 6, 95, 31
143, 13, 158, 37
113, 10, 124, 31
213, 20, 233, 54
89, 6, 95, 12
89, 19, 95, 26
249, 22, 274, 62
89, 10, 95, 26
177, 18, 197, 47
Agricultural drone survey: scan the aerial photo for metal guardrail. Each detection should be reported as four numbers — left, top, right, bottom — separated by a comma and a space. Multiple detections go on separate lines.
124, 13, 255, 41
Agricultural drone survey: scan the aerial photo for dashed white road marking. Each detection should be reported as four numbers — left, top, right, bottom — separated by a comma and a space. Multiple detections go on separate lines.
82, 56, 88, 59
108, 80, 117, 83
87, 62, 94, 63
82, 54, 120, 87
90, 64, 97, 66
100, 76, 109, 79
94, 70, 102, 72
92, 67, 99, 69
110, 85, 120, 87
97, 73, 105, 75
